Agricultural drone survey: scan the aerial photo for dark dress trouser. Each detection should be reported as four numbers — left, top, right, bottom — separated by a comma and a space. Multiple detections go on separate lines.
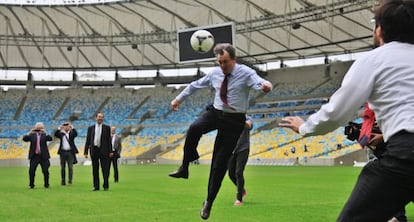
91, 147, 110, 189
182, 106, 219, 164
110, 157, 119, 182
60, 150, 74, 183
228, 149, 249, 201
206, 111, 245, 203
29, 155, 50, 187
337, 131, 414, 222
181, 105, 245, 203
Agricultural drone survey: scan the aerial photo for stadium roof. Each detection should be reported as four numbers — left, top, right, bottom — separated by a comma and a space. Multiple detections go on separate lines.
0, 0, 379, 70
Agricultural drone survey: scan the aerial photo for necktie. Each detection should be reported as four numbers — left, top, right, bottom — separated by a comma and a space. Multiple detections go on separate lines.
35, 133, 41, 154
358, 103, 375, 147
220, 74, 229, 105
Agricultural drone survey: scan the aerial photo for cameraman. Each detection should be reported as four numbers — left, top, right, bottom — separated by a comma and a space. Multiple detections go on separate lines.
279, 1, 414, 221
54, 122, 78, 186
347, 104, 406, 222
23, 122, 52, 189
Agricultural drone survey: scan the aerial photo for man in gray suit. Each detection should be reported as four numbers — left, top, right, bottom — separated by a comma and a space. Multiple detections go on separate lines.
54, 122, 78, 186
110, 126, 122, 183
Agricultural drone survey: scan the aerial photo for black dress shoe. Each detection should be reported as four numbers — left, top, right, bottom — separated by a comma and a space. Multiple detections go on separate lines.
168, 166, 189, 179
92, 188, 100, 191
200, 200, 212, 220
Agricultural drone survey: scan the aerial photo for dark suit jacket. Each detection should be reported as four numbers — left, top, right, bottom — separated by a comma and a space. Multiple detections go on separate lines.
54, 128, 78, 155
84, 124, 112, 156
112, 135, 122, 158
23, 132, 52, 160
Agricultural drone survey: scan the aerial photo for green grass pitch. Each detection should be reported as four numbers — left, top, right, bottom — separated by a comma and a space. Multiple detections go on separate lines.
0, 164, 412, 221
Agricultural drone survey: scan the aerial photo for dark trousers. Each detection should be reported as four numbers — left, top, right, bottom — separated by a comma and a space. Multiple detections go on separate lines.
206, 110, 245, 203
59, 151, 74, 184
91, 147, 110, 190
29, 155, 50, 187
337, 131, 414, 221
228, 149, 249, 201
394, 208, 407, 222
110, 157, 119, 182
182, 107, 218, 165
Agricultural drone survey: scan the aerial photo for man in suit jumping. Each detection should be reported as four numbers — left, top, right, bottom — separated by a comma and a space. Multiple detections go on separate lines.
23, 122, 53, 189
84, 112, 113, 191
54, 122, 78, 186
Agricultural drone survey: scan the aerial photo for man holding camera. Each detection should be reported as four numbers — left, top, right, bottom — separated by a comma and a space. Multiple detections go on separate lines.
23, 122, 53, 189
279, 1, 414, 221
54, 122, 78, 186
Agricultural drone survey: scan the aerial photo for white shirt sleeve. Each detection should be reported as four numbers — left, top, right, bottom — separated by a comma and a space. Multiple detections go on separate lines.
299, 56, 376, 136
175, 74, 212, 102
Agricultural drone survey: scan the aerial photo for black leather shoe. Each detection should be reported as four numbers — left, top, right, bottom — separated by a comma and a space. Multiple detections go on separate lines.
168, 166, 189, 179
200, 200, 212, 220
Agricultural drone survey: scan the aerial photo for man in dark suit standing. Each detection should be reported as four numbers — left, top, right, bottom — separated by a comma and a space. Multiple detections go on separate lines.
110, 126, 122, 183
84, 112, 113, 191
23, 122, 53, 189
54, 122, 78, 186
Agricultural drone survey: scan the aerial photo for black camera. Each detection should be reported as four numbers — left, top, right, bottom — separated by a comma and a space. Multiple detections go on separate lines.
344, 122, 361, 141
344, 121, 383, 142
344, 121, 386, 157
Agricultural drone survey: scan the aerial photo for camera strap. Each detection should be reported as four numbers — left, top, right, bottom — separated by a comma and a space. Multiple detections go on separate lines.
358, 103, 375, 147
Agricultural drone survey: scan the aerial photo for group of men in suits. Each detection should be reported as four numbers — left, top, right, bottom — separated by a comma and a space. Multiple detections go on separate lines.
23, 112, 122, 190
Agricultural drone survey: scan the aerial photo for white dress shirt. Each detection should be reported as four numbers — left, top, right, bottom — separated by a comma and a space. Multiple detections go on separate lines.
175, 64, 272, 113
94, 124, 102, 147
299, 42, 414, 142
61, 131, 71, 151
111, 134, 116, 152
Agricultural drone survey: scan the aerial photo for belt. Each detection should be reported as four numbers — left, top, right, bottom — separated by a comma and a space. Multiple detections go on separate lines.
61, 149, 71, 152
394, 130, 414, 136
212, 107, 245, 117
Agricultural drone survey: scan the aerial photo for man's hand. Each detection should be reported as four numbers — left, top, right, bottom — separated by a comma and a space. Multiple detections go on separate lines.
171, 99, 180, 111
278, 116, 305, 134
109, 152, 114, 158
261, 81, 272, 93
245, 119, 253, 130
367, 133, 384, 150
84, 154, 88, 159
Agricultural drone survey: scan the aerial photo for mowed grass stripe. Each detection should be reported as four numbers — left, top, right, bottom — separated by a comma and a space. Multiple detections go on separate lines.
0, 164, 412, 221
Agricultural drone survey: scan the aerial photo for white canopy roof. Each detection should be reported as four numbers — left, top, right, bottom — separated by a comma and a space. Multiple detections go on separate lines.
0, 0, 379, 70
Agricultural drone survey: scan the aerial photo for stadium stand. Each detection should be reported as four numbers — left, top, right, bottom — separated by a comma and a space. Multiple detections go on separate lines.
0, 61, 363, 166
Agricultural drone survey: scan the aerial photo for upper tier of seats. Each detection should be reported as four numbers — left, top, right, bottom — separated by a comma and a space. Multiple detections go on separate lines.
0, 61, 353, 159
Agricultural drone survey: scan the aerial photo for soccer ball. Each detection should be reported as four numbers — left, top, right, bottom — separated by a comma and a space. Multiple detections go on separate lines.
190, 30, 215, 53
